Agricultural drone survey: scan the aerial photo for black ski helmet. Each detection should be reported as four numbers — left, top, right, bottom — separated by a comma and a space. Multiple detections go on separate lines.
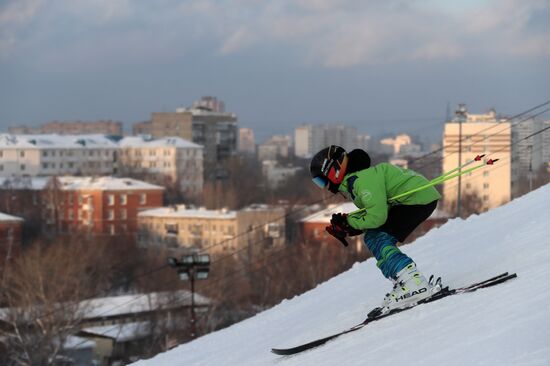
310, 145, 349, 194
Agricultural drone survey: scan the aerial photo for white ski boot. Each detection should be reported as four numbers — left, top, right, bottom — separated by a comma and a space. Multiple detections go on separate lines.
380, 263, 441, 315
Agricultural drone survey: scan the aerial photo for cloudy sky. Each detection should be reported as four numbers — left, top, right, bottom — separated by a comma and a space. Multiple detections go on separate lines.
0, 0, 549, 142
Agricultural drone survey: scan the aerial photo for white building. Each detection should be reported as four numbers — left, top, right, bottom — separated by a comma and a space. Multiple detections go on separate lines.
261, 160, 303, 189
118, 136, 204, 197
257, 135, 292, 161
238, 128, 256, 154
443, 106, 511, 213
380, 134, 421, 156
294, 124, 358, 158
0, 134, 118, 177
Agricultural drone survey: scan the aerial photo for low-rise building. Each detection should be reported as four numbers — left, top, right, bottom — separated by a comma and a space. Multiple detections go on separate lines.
0, 134, 118, 177
137, 204, 285, 254
118, 136, 204, 197
0, 176, 164, 236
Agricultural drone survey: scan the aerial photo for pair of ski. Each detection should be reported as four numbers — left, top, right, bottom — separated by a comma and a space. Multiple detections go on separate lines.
272, 272, 517, 356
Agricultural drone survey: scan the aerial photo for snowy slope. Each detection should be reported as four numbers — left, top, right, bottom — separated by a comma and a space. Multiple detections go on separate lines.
133, 185, 550, 366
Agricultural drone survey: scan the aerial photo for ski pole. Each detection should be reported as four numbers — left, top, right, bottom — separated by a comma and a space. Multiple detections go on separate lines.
388, 158, 498, 202
428, 154, 485, 185
348, 157, 498, 216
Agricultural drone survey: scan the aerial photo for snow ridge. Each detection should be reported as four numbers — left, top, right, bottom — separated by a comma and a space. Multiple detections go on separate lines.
133, 184, 550, 366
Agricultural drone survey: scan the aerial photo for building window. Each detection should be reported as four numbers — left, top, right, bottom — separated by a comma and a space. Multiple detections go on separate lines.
107, 209, 115, 220
483, 195, 489, 201
483, 183, 489, 189
484, 171, 489, 177
108, 194, 115, 206
0, 164, 3, 171
0, 150, 3, 158
42, 163, 48, 169
120, 209, 127, 220
19, 151, 25, 157
68, 210, 74, 220
109, 224, 115, 235
20, 164, 25, 171
165, 223, 178, 235
139, 193, 147, 205
120, 194, 127, 205
42, 151, 48, 157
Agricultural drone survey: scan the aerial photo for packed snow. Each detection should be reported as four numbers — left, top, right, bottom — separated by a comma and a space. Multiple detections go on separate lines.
132, 184, 550, 366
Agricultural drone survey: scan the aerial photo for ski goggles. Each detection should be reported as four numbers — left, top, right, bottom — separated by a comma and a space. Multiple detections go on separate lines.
312, 176, 329, 189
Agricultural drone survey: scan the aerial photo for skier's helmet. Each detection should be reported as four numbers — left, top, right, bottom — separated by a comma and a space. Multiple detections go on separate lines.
310, 145, 349, 194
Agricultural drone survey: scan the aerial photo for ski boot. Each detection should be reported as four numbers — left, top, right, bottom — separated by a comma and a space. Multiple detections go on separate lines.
369, 263, 442, 318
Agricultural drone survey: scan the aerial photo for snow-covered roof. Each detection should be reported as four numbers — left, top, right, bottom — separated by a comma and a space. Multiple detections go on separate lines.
63, 335, 96, 350
80, 322, 151, 342
300, 202, 359, 224
0, 134, 118, 149
58, 176, 164, 191
0, 212, 24, 222
84, 289, 210, 319
139, 205, 237, 219
119, 136, 202, 149
0, 176, 164, 191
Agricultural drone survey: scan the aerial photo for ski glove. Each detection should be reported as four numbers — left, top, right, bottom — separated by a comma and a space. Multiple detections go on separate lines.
325, 213, 364, 247
330, 213, 363, 236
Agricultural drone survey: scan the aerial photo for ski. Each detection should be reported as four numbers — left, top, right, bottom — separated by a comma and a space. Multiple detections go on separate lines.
271, 272, 517, 356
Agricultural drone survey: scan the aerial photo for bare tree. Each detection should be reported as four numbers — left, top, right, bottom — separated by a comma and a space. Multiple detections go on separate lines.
0, 241, 106, 365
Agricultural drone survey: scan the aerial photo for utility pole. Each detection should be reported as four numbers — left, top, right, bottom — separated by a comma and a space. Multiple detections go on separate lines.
455, 104, 467, 218
168, 253, 211, 339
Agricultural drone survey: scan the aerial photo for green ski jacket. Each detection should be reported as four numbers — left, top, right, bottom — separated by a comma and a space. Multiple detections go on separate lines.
339, 163, 441, 230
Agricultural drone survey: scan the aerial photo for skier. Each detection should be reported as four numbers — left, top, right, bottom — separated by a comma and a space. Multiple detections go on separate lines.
310, 145, 442, 314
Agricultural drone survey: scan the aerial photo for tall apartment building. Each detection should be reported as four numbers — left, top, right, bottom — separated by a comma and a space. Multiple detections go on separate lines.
134, 106, 238, 178
9, 120, 123, 136
294, 124, 358, 158
442, 105, 511, 213
238, 128, 256, 154
0, 134, 118, 177
137, 204, 285, 254
118, 136, 204, 197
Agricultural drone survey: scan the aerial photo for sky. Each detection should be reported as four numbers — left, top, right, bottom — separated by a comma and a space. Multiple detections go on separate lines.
0, 0, 549, 143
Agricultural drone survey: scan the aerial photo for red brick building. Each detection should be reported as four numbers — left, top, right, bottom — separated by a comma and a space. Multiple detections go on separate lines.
55, 177, 165, 236
0, 177, 164, 237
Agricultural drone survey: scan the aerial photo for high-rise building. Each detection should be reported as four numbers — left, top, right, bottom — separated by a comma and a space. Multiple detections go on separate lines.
442, 105, 511, 213
134, 103, 238, 179
294, 124, 358, 158
238, 128, 256, 154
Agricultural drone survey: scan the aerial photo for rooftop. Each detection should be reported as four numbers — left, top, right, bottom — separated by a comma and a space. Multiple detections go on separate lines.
0, 134, 118, 149
119, 136, 203, 149
139, 205, 237, 219
0, 176, 165, 191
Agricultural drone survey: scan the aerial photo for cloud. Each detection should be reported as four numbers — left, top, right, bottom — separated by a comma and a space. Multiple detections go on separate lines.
1, 0, 548, 68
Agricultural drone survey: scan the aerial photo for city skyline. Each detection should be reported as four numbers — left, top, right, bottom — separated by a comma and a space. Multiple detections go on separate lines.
1, 1, 549, 142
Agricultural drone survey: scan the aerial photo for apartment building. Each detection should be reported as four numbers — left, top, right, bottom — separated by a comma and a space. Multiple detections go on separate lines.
0, 134, 118, 177
118, 136, 204, 197
294, 124, 357, 158
257, 135, 292, 161
8, 120, 123, 136
134, 107, 238, 179
442, 106, 511, 213
0, 176, 164, 236
238, 128, 256, 154
137, 204, 285, 254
